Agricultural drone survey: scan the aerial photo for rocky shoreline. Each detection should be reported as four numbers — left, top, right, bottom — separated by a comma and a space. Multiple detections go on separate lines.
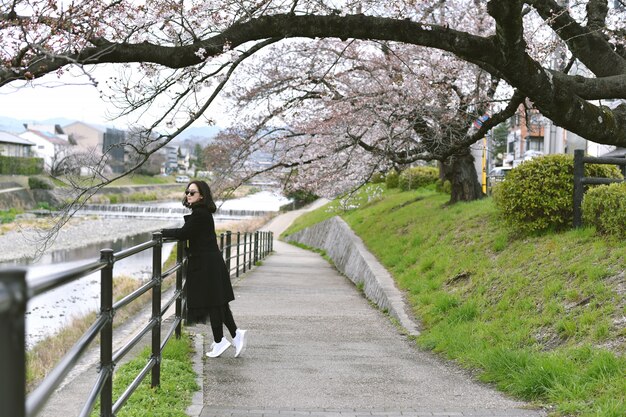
0, 217, 180, 264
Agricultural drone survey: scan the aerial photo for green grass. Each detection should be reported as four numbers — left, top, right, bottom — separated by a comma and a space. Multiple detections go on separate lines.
0, 208, 22, 223
90, 332, 198, 417
284, 186, 626, 416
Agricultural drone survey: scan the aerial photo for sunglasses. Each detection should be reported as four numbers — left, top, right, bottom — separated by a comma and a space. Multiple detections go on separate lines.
185, 190, 198, 196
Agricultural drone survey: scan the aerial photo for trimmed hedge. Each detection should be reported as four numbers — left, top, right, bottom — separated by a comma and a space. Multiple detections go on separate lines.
0, 156, 43, 175
398, 166, 439, 191
493, 154, 623, 235
582, 182, 626, 238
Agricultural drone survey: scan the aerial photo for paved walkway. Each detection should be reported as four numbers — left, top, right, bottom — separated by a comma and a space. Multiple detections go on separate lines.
190, 204, 547, 417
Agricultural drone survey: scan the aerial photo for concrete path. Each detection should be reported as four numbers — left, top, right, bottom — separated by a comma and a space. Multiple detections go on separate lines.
191, 203, 546, 417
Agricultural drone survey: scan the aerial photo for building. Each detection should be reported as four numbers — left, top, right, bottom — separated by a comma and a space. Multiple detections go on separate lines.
63, 122, 131, 174
19, 130, 70, 173
503, 105, 616, 168
62, 121, 106, 155
0, 131, 35, 157
102, 128, 127, 173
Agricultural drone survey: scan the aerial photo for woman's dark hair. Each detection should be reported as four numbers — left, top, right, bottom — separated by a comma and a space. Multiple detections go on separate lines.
182, 180, 217, 213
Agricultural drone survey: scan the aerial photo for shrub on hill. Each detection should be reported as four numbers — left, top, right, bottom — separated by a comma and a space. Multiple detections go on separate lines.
370, 172, 386, 184
492, 154, 623, 234
582, 182, 626, 238
398, 166, 439, 191
385, 169, 400, 189
435, 179, 452, 194
28, 176, 55, 190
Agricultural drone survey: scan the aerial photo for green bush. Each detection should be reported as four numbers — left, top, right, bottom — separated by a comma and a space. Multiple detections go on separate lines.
0, 208, 22, 224
28, 176, 55, 190
398, 166, 439, 191
371, 172, 386, 184
492, 154, 623, 235
0, 156, 43, 175
436, 179, 452, 194
385, 169, 400, 189
582, 182, 626, 238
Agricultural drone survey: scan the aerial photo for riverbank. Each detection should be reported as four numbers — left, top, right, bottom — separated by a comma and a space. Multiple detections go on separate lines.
0, 213, 274, 264
0, 217, 178, 264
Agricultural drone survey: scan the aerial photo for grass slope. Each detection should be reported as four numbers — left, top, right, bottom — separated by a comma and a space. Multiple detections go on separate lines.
90, 332, 198, 417
284, 186, 626, 417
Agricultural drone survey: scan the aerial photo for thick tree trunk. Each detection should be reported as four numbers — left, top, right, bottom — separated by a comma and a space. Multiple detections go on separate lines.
441, 150, 484, 204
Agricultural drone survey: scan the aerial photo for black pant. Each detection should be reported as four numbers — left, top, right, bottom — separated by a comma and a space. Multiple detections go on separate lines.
207, 304, 237, 342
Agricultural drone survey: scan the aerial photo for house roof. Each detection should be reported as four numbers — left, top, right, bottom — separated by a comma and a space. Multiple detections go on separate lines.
0, 131, 35, 146
25, 129, 69, 146
63, 121, 107, 133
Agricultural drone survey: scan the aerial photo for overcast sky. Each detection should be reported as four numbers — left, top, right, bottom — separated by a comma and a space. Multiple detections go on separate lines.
0, 80, 112, 124
0, 66, 231, 129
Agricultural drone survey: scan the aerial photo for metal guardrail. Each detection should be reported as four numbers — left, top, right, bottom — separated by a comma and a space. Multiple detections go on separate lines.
573, 149, 626, 228
219, 231, 274, 278
0, 229, 273, 417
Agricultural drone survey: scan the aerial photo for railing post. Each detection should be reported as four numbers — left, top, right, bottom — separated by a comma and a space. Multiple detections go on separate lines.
151, 232, 163, 388
175, 242, 184, 339
225, 231, 232, 277
270, 231, 274, 252
254, 231, 259, 264
236, 232, 241, 277
262, 232, 267, 257
573, 149, 585, 228
0, 268, 27, 417
249, 232, 253, 269
220, 232, 225, 255
100, 248, 114, 417
242, 233, 248, 273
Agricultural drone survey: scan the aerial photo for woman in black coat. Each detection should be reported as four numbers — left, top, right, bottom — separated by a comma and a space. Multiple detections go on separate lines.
161, 180, 247, 358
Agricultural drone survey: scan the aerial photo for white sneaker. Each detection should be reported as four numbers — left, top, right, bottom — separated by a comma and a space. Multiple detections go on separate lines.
233, 329, 247, 358
206, 338, 231, 358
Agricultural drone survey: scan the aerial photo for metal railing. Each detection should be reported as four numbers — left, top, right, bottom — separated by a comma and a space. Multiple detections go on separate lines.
0, 228, 273, 417
573, 149, 626, 228
219, 231, 274, 278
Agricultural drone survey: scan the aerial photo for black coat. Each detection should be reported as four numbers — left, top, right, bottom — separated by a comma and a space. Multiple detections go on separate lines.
161, 205, 234, 323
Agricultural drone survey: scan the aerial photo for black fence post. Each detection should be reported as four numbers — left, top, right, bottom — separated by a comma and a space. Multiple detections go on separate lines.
573, 149, 585, 228
225, 231, 232, 276
270, 232, 274, 252
242, 233, 248, 273
0, 268, 27, 417
100, 248, 114, 417
236, 232, 241, 277
249, 232, 253, 269
254, 231, 259, 264
262, 232, 267, 257
151, 232, 163, 388
175, 242, 184, 339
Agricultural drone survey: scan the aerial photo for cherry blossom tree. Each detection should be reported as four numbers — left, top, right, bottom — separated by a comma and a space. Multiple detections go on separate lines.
212, 37, 521, 202
2, 0, 626, 206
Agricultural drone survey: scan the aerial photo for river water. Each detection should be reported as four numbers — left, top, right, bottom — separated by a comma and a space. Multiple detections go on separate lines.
11, 190, 290, 348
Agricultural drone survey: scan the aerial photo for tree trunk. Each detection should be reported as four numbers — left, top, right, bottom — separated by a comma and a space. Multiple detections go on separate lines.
441, 150, 484, 204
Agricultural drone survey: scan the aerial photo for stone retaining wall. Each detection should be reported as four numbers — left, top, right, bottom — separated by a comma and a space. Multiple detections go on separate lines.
286, 216, 420, 336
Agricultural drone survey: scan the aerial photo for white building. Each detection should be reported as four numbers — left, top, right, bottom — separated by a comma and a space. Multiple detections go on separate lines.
19, 130, 70, 173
